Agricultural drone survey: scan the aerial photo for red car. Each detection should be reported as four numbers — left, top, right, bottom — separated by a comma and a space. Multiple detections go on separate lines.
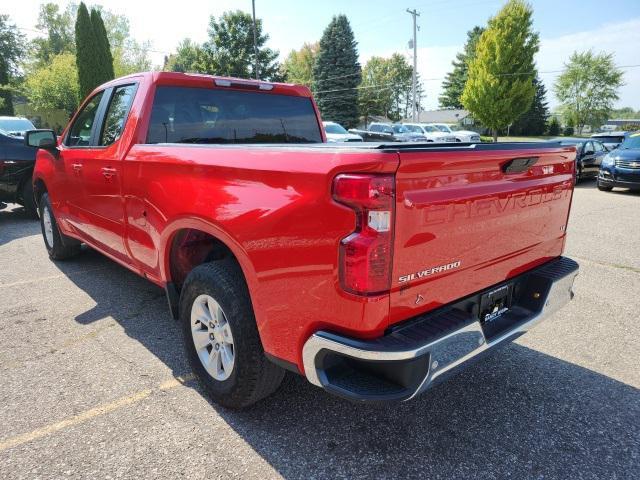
27, 72, 579, 408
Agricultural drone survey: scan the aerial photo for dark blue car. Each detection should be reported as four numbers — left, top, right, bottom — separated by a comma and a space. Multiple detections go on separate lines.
597, 133, 640, 192
0, 129, 38, 215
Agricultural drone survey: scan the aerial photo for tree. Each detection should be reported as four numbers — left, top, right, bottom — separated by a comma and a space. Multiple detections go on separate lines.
281, 43, 319, 89
164, 39, 206, 72
0, 15, 26, 115
358, 54, 414, 124
75, 3, 115, 99
24, 53, 79, 116
547, 116, 560, 136
31, 3, 75, 65
510, 76, 549, 135
439, 26, 484, 109
205, 10, 280, 79
554, 50, 624, 134
75, 3, 98, 98
90, 9, 115, 82
461, 0, 539, 141
165, 11, 280, 80
313, 15, 361, 128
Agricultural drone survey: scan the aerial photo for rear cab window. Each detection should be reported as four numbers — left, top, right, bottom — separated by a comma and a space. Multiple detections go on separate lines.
146, 86, 322, 144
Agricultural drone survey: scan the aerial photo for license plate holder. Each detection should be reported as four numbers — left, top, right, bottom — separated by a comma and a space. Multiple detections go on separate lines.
479, 283, 513, 324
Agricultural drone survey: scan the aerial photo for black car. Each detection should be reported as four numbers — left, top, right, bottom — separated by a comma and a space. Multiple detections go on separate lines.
597, 133, 640, 192
0, 129, 37, 216
551, 137, 607, 181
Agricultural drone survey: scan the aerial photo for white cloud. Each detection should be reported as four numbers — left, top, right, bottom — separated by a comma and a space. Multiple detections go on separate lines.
412, 18, 640, 110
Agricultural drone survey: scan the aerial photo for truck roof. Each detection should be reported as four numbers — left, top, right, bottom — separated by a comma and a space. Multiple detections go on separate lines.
94, 71, 312, 98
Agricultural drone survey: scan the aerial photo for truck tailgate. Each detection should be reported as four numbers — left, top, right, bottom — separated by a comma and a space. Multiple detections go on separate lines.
390, 144, 575, 324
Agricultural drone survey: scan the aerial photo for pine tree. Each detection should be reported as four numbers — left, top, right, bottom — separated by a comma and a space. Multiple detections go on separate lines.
511, 76, 549, 135
439, 26, 484, 109
75, 2, 99, 98
90, 9, 115, 81
461, 0, 539, 141
313, 15, 360, 128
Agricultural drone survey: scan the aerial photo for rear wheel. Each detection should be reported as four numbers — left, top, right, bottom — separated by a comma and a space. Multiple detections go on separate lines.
39, 193, 81, 260
180, 260, 285, 409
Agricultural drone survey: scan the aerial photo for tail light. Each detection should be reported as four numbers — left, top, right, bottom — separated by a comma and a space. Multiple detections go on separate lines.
333, 174, 395, 295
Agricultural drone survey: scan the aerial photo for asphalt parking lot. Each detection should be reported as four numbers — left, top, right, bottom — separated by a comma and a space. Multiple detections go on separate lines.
1, 181, 638, 479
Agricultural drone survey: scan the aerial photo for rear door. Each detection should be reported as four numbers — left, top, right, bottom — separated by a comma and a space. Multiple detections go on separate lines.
389, 144, 575, 324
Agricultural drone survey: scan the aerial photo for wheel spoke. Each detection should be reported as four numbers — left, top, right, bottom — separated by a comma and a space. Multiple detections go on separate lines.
192, 329, 210, 351
220, 345, 233, 372
221, 324, 233, 345
199, 299, 212, 322
208, 349, 220, 371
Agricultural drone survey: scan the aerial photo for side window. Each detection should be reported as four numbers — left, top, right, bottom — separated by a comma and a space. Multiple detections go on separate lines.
100, 85, 136, 146
383, 126, 393, 134
594, 141, 604, 152
370, 124, 380, 132
66, 92, 104, 147
584, 141, 593, 153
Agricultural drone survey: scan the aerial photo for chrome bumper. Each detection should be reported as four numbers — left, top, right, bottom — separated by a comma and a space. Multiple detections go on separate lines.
302, 257, 579, 402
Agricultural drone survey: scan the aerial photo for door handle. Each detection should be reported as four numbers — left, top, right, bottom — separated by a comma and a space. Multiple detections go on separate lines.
101, 167, 117, 179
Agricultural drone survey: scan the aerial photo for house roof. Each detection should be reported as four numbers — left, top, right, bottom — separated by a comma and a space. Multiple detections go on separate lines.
404, 109, 471, 123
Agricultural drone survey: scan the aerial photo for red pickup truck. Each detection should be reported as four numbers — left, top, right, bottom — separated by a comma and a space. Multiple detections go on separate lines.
26, 72, 579, 408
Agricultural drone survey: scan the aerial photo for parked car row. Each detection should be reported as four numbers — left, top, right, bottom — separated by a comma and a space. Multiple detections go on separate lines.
322, 120, 481, 144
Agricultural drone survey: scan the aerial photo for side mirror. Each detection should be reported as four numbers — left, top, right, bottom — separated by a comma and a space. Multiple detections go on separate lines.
24, 129, 57, 150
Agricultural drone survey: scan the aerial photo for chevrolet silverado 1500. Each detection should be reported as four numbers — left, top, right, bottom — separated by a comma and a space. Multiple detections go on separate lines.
27, 72, 579, 408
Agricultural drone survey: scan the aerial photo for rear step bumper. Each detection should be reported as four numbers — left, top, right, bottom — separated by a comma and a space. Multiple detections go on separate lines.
302, 256, 579, 402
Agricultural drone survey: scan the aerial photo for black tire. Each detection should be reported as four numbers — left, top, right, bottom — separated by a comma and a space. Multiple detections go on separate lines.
21, 180, 38, 219
39, 193, 81, 260
597, 182, 613, 192
179, 260, 285, 409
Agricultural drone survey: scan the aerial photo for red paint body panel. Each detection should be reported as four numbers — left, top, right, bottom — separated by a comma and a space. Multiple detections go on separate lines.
33, 72, 576, 374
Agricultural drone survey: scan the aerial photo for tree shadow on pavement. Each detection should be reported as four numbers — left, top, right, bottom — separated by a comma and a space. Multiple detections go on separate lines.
55, 248, 639, 480
0, 205, 40, 247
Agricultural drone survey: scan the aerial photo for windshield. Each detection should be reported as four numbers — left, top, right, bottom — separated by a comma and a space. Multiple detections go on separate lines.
423, 125, 439, 133
434, 124, 451, 133
392, 125, 408, 134
404, 125, 422, 133
147, 86, 322, 144
619, 134, 640, 149
324, 123, 348, 134
0, 118, 35, 132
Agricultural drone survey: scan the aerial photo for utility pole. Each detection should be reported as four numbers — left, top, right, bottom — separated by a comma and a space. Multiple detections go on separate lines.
406, 8, 420, 121
252, 0, 259, 79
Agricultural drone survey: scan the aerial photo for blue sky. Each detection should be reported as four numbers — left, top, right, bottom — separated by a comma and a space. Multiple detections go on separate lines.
10, 0, 640, 110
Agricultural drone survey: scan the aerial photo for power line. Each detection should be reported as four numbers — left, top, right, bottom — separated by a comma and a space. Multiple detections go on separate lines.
314, 64, 640, 95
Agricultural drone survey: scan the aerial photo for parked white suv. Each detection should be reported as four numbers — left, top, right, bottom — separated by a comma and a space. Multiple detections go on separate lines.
323, 121, 363, 142
429, 123, 480, 143
403, 123, 457, 143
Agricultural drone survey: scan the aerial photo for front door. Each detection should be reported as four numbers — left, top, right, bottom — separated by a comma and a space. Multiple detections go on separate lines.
56, 91, 106, 234
78, 84, 137, 260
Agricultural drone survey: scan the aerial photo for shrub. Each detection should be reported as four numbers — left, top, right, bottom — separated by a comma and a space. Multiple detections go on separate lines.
547, 116, 560, 136
563, 126, 574, 136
